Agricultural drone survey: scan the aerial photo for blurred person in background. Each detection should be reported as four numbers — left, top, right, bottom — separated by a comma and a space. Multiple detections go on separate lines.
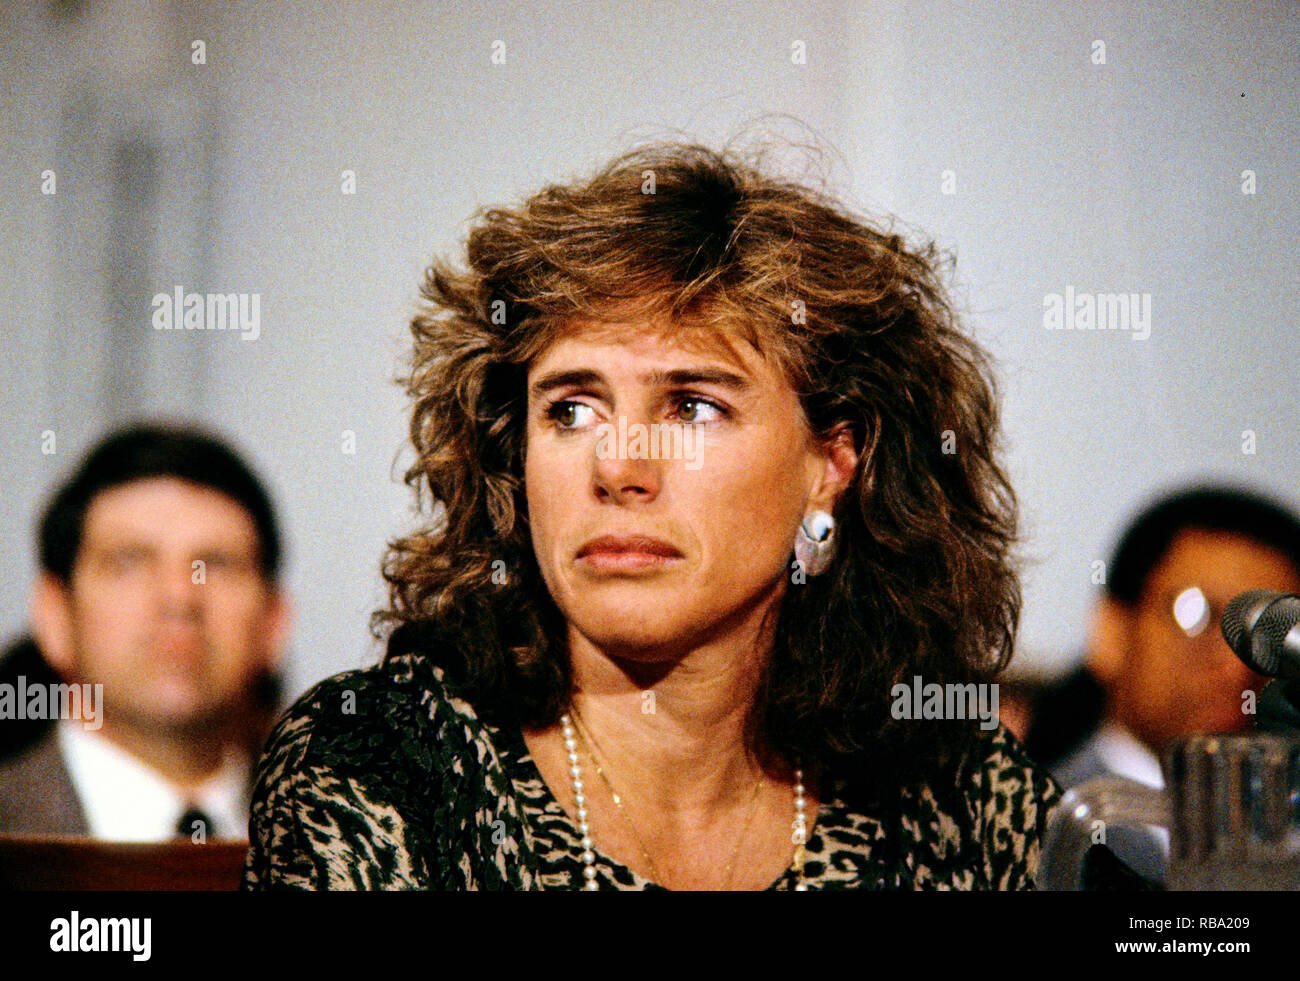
0, 423, 289, 841
1026, 487, 1300, 882
1041, 487, 1300, 788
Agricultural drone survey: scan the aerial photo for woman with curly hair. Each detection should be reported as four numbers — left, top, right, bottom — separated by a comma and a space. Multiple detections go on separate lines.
243, 142, 1060, 890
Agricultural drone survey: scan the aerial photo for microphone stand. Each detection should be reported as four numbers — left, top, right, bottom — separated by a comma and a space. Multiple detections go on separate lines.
1257, 678, 1300, 734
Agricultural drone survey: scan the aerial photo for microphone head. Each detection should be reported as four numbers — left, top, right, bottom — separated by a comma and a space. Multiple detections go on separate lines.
1222, 589, 1300, 677
1221, 590, 1282, 660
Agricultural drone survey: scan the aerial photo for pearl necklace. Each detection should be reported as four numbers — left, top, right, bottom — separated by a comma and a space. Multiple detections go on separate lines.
559, 711, 810, 891
569, 706, 765, 887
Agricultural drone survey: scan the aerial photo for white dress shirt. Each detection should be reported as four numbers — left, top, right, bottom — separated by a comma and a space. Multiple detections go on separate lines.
1093, 718, 1165, 789
1093, 718, 1169, 855
57, 719, 251, 841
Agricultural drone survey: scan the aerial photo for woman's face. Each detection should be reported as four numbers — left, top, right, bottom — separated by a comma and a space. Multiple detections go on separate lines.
524, 319, 853, 662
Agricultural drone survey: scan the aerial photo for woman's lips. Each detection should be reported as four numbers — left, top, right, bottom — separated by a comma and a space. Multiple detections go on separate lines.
575, 535, 683, 573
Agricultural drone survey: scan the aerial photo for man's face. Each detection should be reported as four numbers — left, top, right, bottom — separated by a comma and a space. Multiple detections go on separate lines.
523, 321, 843, 662
1111, 528, 1300, 749
40, 477, 285, 734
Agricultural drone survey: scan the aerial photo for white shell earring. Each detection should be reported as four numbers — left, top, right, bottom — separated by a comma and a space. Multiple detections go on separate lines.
793, 510, 836, 576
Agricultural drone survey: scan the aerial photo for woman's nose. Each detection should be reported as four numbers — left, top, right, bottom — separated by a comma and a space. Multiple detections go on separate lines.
591, 413, 664, 503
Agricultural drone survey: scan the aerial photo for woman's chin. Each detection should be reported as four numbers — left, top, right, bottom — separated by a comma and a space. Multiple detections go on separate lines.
569, 614, 712, 663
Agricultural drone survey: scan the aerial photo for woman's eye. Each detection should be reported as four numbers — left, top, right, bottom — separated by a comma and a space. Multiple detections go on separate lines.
675, 398, 724, 423
548, 401, 597, 429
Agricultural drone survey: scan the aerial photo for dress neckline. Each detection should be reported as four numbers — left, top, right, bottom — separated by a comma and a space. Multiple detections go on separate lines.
488, 718, 823, 891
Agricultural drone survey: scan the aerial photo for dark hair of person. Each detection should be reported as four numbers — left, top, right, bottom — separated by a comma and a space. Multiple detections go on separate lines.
38, 422, 283, 583
375, 141, 1020, 788
0, 635, 59, 762
1105, 486, 1300, 607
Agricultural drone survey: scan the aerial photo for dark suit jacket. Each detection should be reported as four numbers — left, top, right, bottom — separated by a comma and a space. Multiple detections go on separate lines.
0, 728, 90, 834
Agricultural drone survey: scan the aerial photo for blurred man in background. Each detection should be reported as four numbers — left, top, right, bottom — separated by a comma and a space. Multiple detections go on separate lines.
1044, 487, 1300, 791
1020, 487, 1300, 884
0, 424, 289, 841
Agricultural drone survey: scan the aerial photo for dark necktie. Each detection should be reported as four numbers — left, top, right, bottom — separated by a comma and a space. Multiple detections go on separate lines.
176, 806, 216, 839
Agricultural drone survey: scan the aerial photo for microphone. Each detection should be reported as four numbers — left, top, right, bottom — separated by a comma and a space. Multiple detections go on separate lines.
1221, 589, 1300, 732
1221, 589, 1300, 679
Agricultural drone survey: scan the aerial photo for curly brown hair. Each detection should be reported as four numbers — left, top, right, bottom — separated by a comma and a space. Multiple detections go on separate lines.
375, 142, 1020, 790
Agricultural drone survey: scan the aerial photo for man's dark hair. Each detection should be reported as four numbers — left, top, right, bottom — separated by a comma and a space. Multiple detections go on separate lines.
38, 423, 282, 582
1105, 485, 1300, 606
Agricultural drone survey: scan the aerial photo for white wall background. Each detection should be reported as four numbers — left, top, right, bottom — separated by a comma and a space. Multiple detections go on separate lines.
2, 0, 1297, 700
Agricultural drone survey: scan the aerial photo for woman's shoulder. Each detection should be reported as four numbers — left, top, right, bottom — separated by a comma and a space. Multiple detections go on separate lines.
961, 721, 1063, 813
893, 722, 1063, 889
258, 653, 486, 780
244, 653, 512, 889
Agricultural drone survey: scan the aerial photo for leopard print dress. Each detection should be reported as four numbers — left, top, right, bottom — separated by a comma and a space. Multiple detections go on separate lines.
242, 653, 1061, 890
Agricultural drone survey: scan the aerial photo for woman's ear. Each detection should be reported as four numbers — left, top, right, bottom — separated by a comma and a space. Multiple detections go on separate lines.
1087, 596, 1131, 685
807, 423, 862, 515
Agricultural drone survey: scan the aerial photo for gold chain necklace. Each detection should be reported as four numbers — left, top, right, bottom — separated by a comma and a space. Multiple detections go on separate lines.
568, 707, 664, 880
564, 705, 799, 890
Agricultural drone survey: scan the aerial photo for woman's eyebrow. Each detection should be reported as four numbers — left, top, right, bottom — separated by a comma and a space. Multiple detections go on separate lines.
529, 366, 752, 399
529, 368, 603, 399
642, 368, 752, 392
